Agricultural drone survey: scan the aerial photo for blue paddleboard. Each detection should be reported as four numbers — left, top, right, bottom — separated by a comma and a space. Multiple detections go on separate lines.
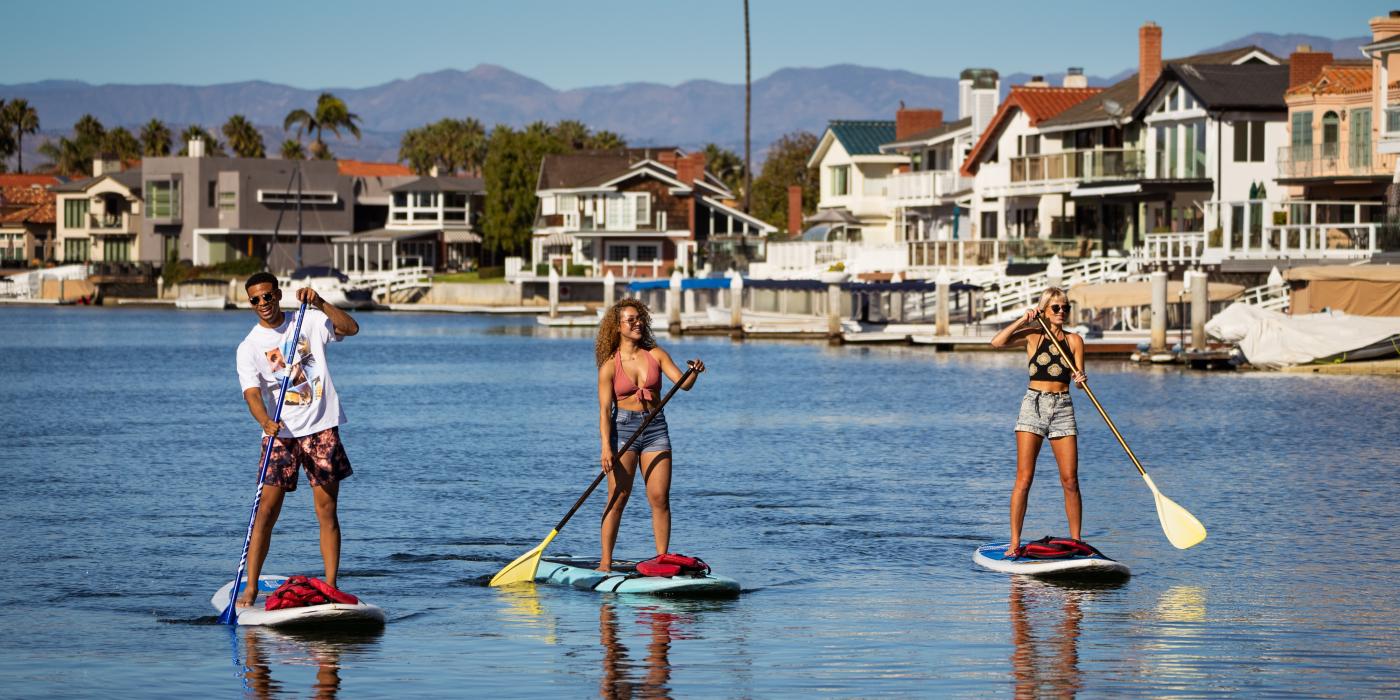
535, 558, 741, 597
973, 542, 1130, 580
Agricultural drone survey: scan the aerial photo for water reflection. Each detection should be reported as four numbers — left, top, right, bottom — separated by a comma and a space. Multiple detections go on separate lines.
1009, 578, 1126, 699
495, 584, 559, 645
236, 626, 383, 699
599, 601, 688, 700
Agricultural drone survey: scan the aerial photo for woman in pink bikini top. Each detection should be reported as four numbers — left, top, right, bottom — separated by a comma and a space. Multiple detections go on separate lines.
594, 298, 704, 572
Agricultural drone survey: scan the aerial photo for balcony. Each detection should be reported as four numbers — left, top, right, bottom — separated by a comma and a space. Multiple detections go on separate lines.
87, 212, 131, 232
1277, 144, 1379, 179
888, 170, 973, 206
1009, 148, 1145, 185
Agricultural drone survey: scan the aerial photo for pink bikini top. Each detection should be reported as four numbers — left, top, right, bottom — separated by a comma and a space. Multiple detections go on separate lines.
613, 350, 661, 402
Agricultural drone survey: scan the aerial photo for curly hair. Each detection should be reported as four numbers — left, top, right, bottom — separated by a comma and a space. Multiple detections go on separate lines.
595, 298, 656, 367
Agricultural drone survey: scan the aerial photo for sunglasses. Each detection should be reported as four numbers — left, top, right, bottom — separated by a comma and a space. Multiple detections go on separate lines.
1047, 303, 1072, 314
249, 292, 278, 305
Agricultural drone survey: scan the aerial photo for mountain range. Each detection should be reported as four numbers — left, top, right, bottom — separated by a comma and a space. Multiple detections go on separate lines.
0, 32, 1369, 165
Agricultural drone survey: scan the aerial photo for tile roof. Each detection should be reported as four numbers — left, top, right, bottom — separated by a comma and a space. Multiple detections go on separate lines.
1041, 44, 1282, 129
881, 117, 974, 150
1285, 64, 1373, 96
961, 86, 1102, 176
338, 159, 413, 177
828, 120, 897, 156
1133, 64, 1289, 118
0, 174, 62, 188
0, 185, 56, 226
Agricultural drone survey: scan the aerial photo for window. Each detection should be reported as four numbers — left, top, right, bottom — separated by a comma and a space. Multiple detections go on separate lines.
64, 199, 89, 228
1234, 121, 1266, 163
830, 165, 849, 196
207, 181, 217, 208
103, 237, 131, 262
1186, 122, 1206, 178
1351, 108, 1372, 169
1321, 112, 1340, 159
632, 193, 650, 227
218, 191, 236, 211
445, 192, 469, 209
606, 244, 630, 262
635, 245, 659, 262
147, 180, 181, 218
559, 194, 577, 212
392, 192, 408, 207
1291, 111, 1313, 157
1154, 126, 1168, 178
1023, 134, 1040, 156
1168, 125, 1178, 178
64, 238, 89, 262
257, 190, 337, 205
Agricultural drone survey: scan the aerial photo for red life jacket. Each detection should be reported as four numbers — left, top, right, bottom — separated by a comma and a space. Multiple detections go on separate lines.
1014, 537, 1101, 560
635, 553, 710, 578
264, 575, 360, 610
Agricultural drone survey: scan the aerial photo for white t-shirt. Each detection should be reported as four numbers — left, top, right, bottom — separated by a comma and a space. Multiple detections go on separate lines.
236, 308, 346, 438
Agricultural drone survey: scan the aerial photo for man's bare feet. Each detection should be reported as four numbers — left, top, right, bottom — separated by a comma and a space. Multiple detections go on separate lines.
235, 592, 257, 608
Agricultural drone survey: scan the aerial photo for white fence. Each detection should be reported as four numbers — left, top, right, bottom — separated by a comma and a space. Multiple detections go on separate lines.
887, 170, 973, 204
750, 241, 908, 278
1140, 223, 1379, 265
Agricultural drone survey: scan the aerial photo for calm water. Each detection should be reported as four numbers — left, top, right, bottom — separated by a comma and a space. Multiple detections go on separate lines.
1, 306, 1398, 698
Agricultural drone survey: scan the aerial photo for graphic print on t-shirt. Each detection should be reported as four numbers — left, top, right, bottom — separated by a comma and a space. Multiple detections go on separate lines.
265, 334, 322, 406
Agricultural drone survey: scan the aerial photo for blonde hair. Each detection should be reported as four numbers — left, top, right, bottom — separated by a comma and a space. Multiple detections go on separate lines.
1036, 287, 1068, 312
595, 298, 656, 367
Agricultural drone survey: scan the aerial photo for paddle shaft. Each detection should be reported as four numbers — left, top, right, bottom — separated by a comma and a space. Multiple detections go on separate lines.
553, 364, 697, 533
221, 301, 309, 622
1033, 314, 1147, 478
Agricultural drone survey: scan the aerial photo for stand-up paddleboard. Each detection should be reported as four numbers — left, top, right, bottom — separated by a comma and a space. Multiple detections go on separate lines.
535, 558, 741, 597
973, 542, 1130, 580
211, 575, 386, 627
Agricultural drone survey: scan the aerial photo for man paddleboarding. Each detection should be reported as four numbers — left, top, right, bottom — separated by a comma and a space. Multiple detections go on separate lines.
595, 299, 703, 572
989, 288, 1087, 558
234, 272, 359, 608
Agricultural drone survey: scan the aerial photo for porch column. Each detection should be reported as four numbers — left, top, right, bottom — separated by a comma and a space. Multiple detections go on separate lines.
548, 266, 559, 319
377, 242, 384, 272
391, 241, 398, 271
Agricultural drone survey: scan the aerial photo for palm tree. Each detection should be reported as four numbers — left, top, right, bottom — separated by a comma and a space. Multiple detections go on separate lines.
178, 125, 227, 157
743, 0, 752, 212
283, 93, 362, 160
280, 139, 306, 160
37, 138, 86, 176
222, 114, 266, 158
141, 119, 172, 157
100, 127, 141, 162
2, 99, 39, 173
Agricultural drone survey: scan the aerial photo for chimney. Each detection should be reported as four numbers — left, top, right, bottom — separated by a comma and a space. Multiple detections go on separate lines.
188, 137, 205, 159
92, 156, 122, 177
1288, 46, 1333, 89
787, 185, 804, 237
657, 150, 679, 171
960, 68, 1001, 137
1139, 21, 1163, 100
1372, 10, 1400, 42
1063, 67, 1087, 89
896, 108, 943, 140
1025, 75, 1049, 88
676, 152, 706, 185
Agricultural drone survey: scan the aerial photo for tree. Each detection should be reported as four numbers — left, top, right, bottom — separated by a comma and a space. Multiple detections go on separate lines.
702, 143, 746, 198
399, 117, 486, 175
100, 127, 141, 162
140, 118, 172, 157
481, 124, 569, 261
284, 92, 362, 160
0, 99, 13, 172
585, 130, 626, 150
750, 131, 819, 235
2, 99, 39, 173
37, 114, 106, 176
222, 114, 266, 158
280, 139, 306, 160
177, 125, 227, 157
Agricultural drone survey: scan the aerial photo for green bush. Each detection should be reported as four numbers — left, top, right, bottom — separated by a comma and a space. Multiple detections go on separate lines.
477, 266, 505, 279
567, 263, 590, 276
535, 263, 549, 276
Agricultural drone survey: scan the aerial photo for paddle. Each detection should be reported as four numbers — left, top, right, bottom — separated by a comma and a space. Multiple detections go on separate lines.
1033, 313, 1207, 550
489, 363, 699, 587
218, 301, 310, 624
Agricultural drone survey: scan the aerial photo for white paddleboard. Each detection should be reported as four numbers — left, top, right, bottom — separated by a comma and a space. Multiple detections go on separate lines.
211, 575, 386, 627
973, 542, 1130, 580
536, 558, 741, 597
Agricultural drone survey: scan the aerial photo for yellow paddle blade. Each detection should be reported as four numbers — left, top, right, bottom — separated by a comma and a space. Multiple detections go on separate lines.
1142, 474, 1208, 549
489, 529, 557, 587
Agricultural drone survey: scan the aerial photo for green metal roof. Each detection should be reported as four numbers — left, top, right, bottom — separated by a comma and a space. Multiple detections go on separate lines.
828, 120, 896, 156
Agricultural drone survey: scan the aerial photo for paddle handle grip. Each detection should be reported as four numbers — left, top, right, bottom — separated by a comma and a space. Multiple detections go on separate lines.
1033, 314, 1147, 477
551, 364, 698, 533
221, 302, 309, 622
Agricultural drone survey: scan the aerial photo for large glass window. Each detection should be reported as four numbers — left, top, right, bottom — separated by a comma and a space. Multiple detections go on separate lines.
64, 199, 89, 229
1189, 122, 1206, 178
64, 238, 89, 262
830, 165, 849, 196
1154, 126, 1168, 178
103, 237, 131, 262
1168, 125, 1179, 178
1351, 108, 1372, 170
146, 180, 180, 218
1291, 111, 1313, 156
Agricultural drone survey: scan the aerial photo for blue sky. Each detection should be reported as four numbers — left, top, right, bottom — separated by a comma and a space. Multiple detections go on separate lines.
0, 0, 1378, 89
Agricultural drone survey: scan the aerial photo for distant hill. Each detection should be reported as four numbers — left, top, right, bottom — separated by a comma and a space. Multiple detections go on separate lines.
0, 32, 1371, 166
1198, 33, 1368, 60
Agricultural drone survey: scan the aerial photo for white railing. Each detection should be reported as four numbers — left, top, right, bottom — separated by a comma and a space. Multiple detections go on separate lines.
888, 170, 972, 204
1227, 223, 1377, 260
1237, 282, 1290, 313
1139, 232, 1208, 265
751, 241, 907, 278
979, 257, 1135, 321
349, 265, 433, 299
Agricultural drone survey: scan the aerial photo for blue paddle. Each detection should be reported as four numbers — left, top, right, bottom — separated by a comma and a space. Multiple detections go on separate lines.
219, 301, 309, 624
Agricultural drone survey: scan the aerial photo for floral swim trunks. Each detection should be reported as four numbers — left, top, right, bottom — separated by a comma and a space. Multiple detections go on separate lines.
258, 426, 353, 490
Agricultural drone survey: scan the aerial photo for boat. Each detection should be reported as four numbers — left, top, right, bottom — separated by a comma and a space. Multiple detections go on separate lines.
281, 266, 376, 310
534, 557, 741, 597
175, 296, 230, 310
211, 575, 385, 628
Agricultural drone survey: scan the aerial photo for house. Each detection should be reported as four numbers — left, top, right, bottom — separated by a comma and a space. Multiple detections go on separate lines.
806, 120, 904, 243
51, 159, 145, 264
1360, 11, 1400, 161
332, 174, 484, 272
959, 78, 1103, 246
879, 69, 999, 256
138, 140, 353, 270
532, 148, 774, 277
1034, 23, 1281, 253
0, 183, 56, 266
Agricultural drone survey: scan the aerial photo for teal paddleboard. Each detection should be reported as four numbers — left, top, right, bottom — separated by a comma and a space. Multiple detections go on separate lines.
535, 558, 741, 597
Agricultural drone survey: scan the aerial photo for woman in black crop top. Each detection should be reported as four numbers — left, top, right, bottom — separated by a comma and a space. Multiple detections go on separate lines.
989, 287, 1087, 558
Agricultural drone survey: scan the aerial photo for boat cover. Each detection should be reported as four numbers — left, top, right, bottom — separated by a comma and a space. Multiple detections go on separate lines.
1206, 302, 1400, 368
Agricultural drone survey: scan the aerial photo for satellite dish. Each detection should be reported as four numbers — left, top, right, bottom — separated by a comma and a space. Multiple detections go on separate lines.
1103, 99, 1124, 118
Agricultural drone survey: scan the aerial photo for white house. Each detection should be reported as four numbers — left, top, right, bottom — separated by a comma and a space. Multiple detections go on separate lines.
806, 120, 904, 244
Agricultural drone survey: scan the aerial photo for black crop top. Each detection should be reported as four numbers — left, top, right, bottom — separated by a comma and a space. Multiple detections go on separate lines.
1028, 334, 1071, 384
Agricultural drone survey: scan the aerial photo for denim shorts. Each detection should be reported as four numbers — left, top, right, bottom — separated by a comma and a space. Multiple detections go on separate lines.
612, 408, 671, 454
1015, 389, 1078, 439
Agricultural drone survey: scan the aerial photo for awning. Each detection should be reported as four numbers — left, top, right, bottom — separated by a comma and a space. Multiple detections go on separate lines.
804, 208, 859, 225
539, 231, 575, 247
330, 228, 439, 243
1070, 183, 1142, 198
1284, 264, 1400, 282
1069, 280, 1244, 310
443, 230, 482, 244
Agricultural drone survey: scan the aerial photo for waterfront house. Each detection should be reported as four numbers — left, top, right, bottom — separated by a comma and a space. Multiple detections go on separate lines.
1033, 23, 1280, 256
806, 120, 903, 244
139, 140, 353, 270
531, 148, 774, 277
0, 183, 56, 266
51, 159, 145, 264
332, 173, 484, 273
1361, 11, 1400, 163
879, 69, 999, 267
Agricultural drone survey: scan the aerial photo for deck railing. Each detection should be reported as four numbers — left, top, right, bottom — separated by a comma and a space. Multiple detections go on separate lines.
1009, 148, 1145, 184
888, 170, 972, 203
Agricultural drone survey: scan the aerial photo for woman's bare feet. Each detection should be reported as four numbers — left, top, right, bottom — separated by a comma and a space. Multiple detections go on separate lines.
1004, 543, 1021, 559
